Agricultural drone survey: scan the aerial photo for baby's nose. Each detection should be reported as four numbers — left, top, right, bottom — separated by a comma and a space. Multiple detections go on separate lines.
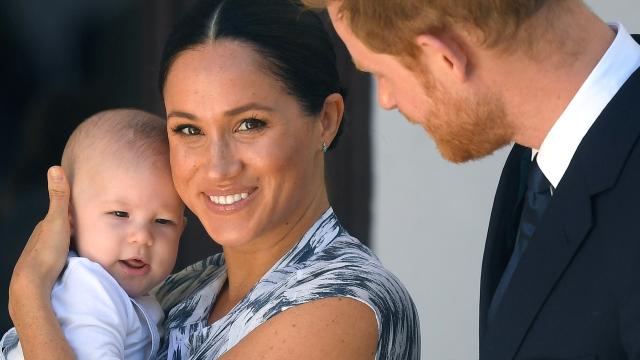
128, 225, 153, 246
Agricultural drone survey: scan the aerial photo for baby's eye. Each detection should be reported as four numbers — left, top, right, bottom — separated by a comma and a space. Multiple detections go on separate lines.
237, 117, 266, 132
172, 125, 202, 136
111, 211, 129, 218
155, 218, 174, 225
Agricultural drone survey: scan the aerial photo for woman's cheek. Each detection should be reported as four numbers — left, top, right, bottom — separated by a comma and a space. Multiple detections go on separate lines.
170, 146, 196, 199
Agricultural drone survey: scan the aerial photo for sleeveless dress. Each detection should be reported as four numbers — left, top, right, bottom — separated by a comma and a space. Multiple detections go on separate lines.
154, 208, 420, 359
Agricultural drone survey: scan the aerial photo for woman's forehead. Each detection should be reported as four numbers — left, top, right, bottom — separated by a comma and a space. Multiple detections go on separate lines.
164, 41, 297, 117
168, 41, 271, 84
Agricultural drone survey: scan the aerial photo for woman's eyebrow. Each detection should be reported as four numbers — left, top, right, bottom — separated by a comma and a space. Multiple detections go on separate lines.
167, 111, 197, 120
224, 103, 275, 117
167, 103, 275, 121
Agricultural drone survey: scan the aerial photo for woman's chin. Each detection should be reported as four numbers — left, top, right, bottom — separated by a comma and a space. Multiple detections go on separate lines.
204, 226, 255, 249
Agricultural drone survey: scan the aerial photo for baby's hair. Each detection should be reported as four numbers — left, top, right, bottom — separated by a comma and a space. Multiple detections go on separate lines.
61, 109, 168, 183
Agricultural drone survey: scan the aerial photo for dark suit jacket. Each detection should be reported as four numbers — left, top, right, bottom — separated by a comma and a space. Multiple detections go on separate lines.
480, 36, 640, 360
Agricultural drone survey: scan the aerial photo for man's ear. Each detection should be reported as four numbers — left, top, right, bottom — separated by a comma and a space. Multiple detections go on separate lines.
319, 93, 345, 149
415, 34, 469, 83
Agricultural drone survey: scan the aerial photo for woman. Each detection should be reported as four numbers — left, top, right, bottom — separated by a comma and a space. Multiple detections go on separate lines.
7, 0, 420, 359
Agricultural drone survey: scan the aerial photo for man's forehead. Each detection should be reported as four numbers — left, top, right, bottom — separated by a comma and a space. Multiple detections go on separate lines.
327, 10, 362, 59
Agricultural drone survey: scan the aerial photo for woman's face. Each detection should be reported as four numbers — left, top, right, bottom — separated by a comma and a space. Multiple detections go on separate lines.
163, 41, 327, 249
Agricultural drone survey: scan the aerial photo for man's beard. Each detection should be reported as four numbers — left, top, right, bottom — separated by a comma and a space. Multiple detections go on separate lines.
411, 71, 514, 163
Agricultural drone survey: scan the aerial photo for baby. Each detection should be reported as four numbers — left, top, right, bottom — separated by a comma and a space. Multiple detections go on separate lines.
1, 109, 185, 359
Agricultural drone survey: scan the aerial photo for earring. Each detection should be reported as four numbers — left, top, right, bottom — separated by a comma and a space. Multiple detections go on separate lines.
321, 142, 329, 153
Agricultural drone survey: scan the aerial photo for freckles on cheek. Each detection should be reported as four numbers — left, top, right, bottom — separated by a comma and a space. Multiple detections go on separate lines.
170, 151, 194, 194
269, 148, 302, 176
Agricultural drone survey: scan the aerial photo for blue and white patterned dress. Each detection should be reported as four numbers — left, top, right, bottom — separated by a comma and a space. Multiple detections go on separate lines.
154, 208, 420, 359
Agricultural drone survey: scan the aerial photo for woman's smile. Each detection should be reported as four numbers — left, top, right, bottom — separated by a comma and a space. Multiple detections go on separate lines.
209, 193, 248, 205
203, 187, 258, 213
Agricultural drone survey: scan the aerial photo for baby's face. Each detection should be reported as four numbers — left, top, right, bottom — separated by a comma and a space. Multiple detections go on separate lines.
70, 157, 185, 298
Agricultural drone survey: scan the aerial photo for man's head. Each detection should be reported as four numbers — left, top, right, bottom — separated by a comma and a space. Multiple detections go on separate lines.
304, 0, 572, 162
62, 109, 185, 297
304, 0, 558, 57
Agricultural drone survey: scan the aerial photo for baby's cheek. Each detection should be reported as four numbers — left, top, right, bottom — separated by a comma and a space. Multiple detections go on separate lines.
77, 245, 113, 270
155, 238, 179, 276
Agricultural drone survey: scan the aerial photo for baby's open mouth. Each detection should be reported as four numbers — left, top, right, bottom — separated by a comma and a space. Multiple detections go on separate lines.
121, 259, 147, 269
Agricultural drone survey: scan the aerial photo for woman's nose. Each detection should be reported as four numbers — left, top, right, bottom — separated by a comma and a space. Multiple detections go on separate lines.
206, 136, 242, 179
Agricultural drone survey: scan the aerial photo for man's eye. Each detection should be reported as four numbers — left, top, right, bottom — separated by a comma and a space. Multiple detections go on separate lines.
172, 125, 202, 136
155, 218, 173, 225
237, 117, 266, 132
111, 211, 129, 218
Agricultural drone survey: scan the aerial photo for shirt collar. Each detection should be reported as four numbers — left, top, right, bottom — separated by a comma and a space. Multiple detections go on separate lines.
534, 22, 640, 188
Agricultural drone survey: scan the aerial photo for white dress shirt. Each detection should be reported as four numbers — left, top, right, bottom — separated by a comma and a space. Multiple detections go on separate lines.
534, 23, 640, 188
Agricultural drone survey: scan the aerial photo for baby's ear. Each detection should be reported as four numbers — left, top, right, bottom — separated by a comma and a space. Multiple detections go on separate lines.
68, 203, 77, 251
68, 203, 75, 235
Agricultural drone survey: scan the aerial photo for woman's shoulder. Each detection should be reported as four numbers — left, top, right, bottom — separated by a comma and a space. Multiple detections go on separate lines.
270, 231, 414, 313
152, 254, 224, 313
273, 233, 421, 359
303, 233, 407, 293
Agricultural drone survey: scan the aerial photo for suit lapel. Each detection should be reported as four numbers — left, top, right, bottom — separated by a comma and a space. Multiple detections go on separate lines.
479, 144, 530, 333
482, 170, 592, 358
482, 64, 640, 359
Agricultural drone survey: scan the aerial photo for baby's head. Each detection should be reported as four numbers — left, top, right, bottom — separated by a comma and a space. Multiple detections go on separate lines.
62, 109, 185, 298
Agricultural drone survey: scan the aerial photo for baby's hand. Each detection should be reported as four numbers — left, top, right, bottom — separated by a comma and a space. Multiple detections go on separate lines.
9, 166, 71, 312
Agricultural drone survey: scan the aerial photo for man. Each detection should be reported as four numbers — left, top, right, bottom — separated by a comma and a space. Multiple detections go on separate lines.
304, 0, 640, 358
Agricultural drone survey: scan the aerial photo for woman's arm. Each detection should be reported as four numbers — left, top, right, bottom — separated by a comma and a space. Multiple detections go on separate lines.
8, 167, 75, 359
220, 297, 378, 360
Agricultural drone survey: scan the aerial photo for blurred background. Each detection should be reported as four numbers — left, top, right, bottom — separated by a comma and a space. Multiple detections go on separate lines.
0, 0, 371, 336
0, 0, 638, 358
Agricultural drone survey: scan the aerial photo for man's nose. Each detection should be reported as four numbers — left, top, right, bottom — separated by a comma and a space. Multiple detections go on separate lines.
376, 78, 397, 110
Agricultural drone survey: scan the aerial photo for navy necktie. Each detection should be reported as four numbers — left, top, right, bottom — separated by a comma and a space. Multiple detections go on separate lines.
488, 157, 553, 324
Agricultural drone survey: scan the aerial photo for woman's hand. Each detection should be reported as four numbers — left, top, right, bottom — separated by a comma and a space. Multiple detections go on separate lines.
9, 166, 71, 303
8, 166, 75, 359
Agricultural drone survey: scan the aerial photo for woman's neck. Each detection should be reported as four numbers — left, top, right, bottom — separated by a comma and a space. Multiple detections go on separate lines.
208, 190, 330, 323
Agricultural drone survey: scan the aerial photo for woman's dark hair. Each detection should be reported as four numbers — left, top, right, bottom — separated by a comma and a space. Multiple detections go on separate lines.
159, 0, 345, 149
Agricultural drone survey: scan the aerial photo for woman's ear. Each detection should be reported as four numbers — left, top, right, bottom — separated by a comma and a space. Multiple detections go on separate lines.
415, 33, 469, 83
319, 93, 345, 149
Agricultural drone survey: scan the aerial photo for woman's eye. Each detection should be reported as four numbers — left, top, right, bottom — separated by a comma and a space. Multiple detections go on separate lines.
155, 218, 173, 225
237, 117, 266, 132
173, 125, 202, 136
111, 211, 129, 218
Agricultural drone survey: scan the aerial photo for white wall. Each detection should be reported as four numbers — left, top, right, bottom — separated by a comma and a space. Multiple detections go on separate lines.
370, 3, 640, 359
